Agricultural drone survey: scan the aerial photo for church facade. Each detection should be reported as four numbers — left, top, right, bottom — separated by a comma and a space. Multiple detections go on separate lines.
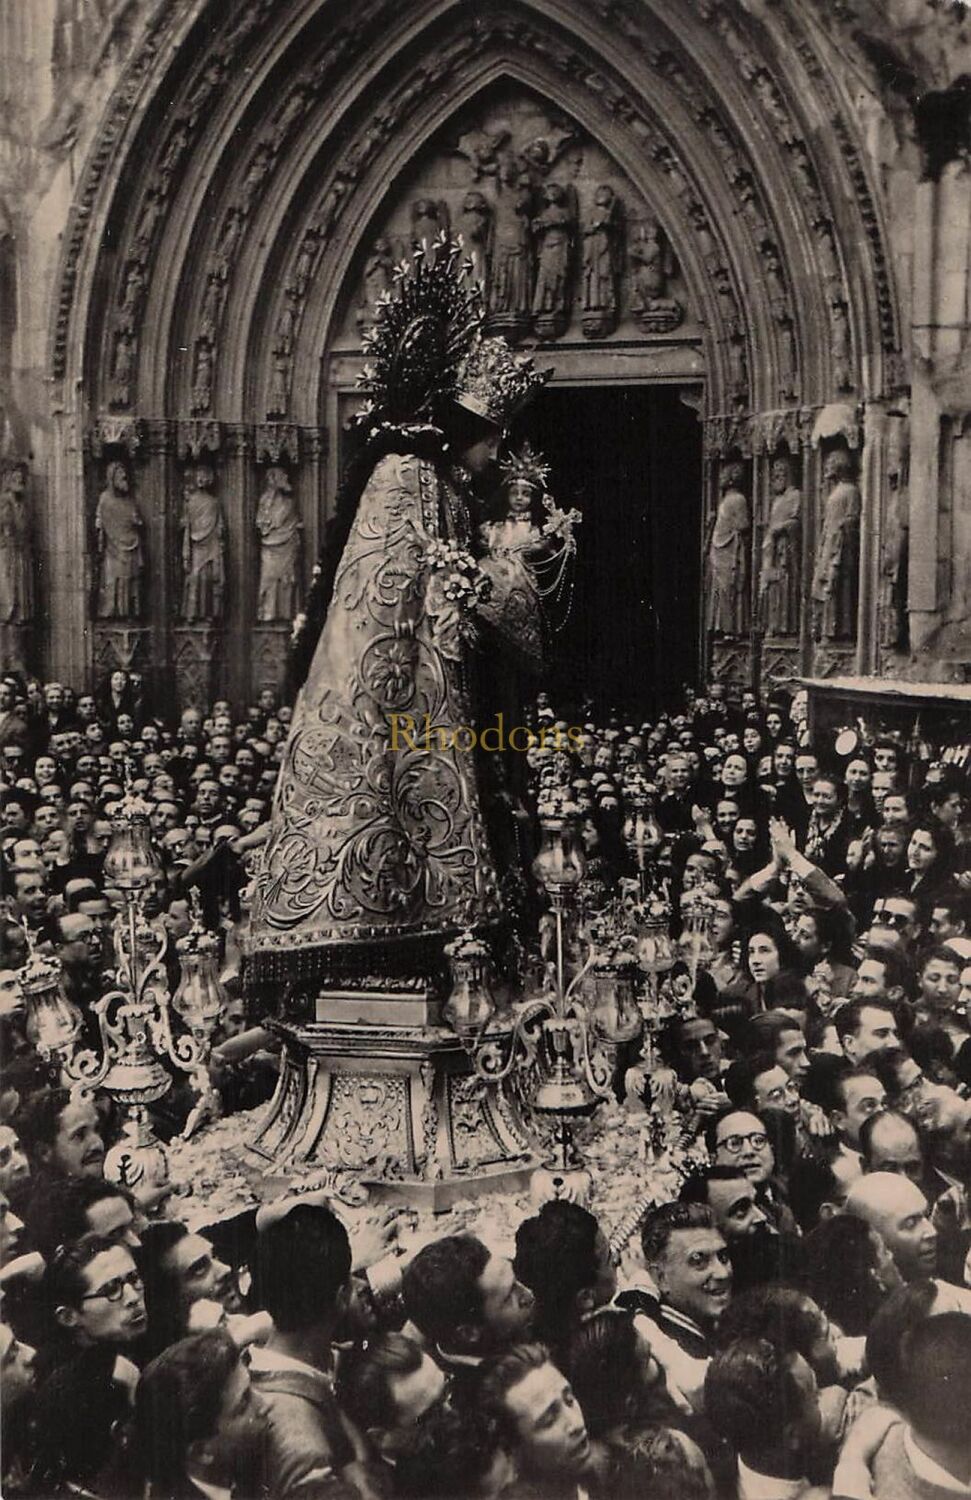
1, 0, 969, 710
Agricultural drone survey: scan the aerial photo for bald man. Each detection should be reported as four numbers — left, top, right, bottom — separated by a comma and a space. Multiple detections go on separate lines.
845, 1172, 938, 1282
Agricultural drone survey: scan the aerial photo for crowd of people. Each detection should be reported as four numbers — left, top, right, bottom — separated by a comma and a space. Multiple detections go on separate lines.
2, 665, 971, 1499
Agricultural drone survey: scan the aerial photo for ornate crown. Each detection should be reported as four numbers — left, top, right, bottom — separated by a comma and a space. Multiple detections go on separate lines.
499, 442, 551, 492
357, 235, 483, 426
17, 943, 63, 998
454, 338, 551, 428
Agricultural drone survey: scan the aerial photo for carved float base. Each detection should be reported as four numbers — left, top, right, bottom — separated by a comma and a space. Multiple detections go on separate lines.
248, 1002, 536, 1212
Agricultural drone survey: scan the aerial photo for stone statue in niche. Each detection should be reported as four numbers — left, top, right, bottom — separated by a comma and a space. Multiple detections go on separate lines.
459, 191, 493, 290
706, 460, 750, 637
532, 181, 575, 340
880, 418, 909, 651
487, 158, 533, 338
356, 236, 395, 336
133, 187, 163, 258
109, 329, 135, 408
199, 275, 226, 343
580, 184, 622, 338
629, 217, 683, 333
118, 261, 146, 330
180, 464, 226, 622
830, 298, 853, 391
0, 462, 33, 664
214, 210, 243, 282
759, 454, 803, 637
811, 449, 861, 642
256, 466, 302, 623
95, 460, 144, 619
191, 342, 214, 414
292, 233, 318, 300
267, 350, 290, 419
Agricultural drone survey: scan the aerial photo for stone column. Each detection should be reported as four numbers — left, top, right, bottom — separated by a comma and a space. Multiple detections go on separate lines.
144, 418, 176, 718
858, 401, 888, 675
223, 423, 255, 712
48, 400, 92, 686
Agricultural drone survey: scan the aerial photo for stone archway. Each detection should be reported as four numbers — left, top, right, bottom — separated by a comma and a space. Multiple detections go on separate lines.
46, 0, 904, 709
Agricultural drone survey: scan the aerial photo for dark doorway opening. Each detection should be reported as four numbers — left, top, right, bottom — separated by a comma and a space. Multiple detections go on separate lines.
518, 383, 703, 719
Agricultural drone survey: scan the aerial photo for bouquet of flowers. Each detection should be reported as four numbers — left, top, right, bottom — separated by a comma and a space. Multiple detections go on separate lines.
424, 538, 492, 661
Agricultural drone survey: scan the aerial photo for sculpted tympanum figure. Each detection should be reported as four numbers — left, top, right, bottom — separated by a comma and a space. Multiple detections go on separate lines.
706, 460, 750, 637
811, 449, 860, 641
580, 184, 621, 336
487, 157, 533, 335
255, 467, 302, 622
759, 456, 802, 637
532, 181, 575, 338
95, 460, 144, 619
180, 465, 226, 622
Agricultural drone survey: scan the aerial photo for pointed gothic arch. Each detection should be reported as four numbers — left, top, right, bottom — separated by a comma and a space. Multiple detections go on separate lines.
47, 0, 904, 704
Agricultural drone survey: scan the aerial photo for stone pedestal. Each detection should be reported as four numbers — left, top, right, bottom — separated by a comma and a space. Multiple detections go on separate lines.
248, 995, 536, 1211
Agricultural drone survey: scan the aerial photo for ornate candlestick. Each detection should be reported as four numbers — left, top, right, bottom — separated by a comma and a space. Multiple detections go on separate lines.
621, 775, 663, 899
59, 789, 226, 1186
443, 930, 496, 1043
17, 933, 82, 1074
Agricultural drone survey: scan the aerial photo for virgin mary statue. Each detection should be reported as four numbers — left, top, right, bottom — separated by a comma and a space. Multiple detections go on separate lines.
244, 241, 549, 988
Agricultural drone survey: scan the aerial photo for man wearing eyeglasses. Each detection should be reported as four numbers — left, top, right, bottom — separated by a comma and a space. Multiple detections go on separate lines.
28, 1235, 146, 1495
707, 1108, 799, 1238
48, 1233, 147, 1356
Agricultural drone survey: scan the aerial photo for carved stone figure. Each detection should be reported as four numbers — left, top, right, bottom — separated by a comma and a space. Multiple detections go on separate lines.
292, 233, 318, 299
830, 298, 852, 391
267, 350, 290, 418
629, 217, 683, 333
191, 342, 214, 414
459, 192, 493, 289
239, 144, 273, 214
95, 461, 144, 619
532, 181, 575, 339
811, 449, 861, 642
109, 329, 135, 408
706, 460, 750, 636
215, 211, 243, 281
356, 236, 395, 336
255, 467, 301, 622
118, 261, 146, 330
180, 464, 225, 621
759, 456, 802, 637
0, 462, 33, 651
581, 184, 621, 338
132, 188, 163, 257
199, 274, 226, 342
487, 159, 533, 337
